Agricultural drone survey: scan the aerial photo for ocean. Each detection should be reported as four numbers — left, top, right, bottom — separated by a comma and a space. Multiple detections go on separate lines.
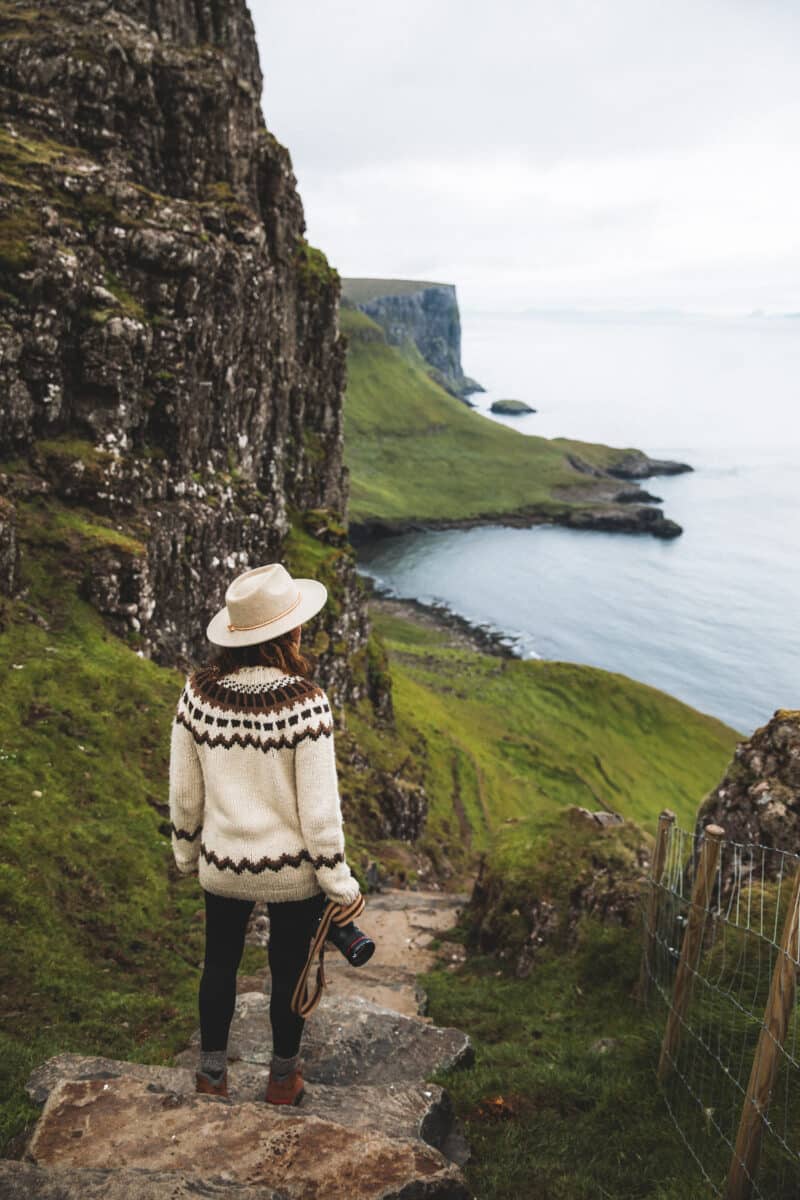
356, 311, 800, 734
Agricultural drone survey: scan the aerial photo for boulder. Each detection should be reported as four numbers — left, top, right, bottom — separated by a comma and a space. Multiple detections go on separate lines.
25, 1052, 458, 1154
0, 1160, 284, 1200
173, 991, 475, 1085
25, 1076, 470, 1199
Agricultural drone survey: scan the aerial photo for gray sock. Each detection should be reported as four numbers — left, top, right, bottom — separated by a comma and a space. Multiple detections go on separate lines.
198, 1049, 227, 1082
270, 1051, 299, 1081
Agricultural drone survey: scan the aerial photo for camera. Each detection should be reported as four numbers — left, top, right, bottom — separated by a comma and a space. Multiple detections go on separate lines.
326, 919, 375, 966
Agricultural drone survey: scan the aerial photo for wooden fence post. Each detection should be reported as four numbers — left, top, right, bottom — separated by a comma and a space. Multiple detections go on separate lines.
725, 864, 800, 1200
657, 823, 724, 1083
638, 808, 676, 1002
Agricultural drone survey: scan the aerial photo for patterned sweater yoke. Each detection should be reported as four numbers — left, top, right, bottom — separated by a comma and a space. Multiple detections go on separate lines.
168, 664, 361, 906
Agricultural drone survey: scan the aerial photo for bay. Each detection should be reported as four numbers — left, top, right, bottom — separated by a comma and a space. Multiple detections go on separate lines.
356, 312, 800, 734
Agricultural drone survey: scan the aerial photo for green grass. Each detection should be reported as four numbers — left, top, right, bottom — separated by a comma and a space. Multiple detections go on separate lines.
419, 809, 800, 1198
295, 238, 339, 295
0, 499, 205, 1154
421, 916, 708, 1198
372, 607, 740, 871
0, 493, 739, 1160
341, 307, 671, 528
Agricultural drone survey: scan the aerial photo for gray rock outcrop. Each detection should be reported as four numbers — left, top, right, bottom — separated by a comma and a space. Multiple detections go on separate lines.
25, 1075, 470, 1199
695, 709, 800, 889
0, 0, 373, 701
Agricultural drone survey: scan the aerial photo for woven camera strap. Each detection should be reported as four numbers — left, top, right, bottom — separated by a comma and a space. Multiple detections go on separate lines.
290, 891, 366, 1019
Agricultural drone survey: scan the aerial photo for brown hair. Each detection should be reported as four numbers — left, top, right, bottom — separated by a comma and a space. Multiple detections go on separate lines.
207, 626, 315, 680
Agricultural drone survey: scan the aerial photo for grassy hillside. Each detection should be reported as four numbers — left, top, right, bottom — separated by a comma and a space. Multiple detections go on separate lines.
418, 809, 702, 1199
341, 306, 671, 529
419, 804, 798, 1198
0, 488, 737, 1155
0, 493, 388, 1153
368, 605, 738, 873
0, 495, 203, 1152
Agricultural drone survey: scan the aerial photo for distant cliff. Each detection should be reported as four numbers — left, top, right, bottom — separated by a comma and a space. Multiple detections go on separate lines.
341, 278, 483, 399
0, 0, 372, 703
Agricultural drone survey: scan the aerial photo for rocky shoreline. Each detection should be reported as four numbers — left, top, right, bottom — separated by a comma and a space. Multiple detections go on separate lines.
364, 580, 524, 660
350, 501, 682, 543
350, 448, 691, 543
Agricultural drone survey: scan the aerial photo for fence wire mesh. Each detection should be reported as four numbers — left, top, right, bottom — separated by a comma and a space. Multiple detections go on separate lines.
641, 821, 800, 1198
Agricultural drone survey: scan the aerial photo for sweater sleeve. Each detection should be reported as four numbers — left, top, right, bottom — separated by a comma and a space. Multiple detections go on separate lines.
168, 709, 205, 876
294, 702, 360, 907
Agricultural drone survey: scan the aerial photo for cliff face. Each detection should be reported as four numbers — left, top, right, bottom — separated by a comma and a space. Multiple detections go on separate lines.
0, 0, 371, 701
341, 279, 482, 399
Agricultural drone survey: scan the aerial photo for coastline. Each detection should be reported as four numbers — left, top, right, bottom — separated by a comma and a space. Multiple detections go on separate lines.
350, 449, 691, 544
350, 500, 683, 544
362, 577, 524, 660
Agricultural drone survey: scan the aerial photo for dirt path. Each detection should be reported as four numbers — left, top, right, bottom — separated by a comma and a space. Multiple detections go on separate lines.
241, 882, 476, 1020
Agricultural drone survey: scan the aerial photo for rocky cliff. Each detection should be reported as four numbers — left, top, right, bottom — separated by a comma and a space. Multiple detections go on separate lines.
341, 278, 482, 399
0, 0, 374, 703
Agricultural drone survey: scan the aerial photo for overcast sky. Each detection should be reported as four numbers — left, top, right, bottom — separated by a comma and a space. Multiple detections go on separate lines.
250, 1, 800, 314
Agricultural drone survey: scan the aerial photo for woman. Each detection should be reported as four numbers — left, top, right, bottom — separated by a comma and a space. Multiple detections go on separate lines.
168, 562, 362, 1106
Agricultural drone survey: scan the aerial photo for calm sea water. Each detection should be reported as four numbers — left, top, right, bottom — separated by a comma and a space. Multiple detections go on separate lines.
357, 312, 800, 734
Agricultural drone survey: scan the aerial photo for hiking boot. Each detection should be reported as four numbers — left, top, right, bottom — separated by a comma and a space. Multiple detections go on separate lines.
265, 1064, 305, 1106
195, 1069, 229, 1098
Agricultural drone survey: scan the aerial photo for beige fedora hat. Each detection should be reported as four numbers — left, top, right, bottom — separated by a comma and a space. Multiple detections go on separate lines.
206, 563, 328, 647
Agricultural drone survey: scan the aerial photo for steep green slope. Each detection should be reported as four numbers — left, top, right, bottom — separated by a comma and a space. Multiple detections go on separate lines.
0, 496, 200, 1152
0, 493, 736, 1154
342, 306, 677, 531
0, 494, 380, 1153
370, 606, 739, 873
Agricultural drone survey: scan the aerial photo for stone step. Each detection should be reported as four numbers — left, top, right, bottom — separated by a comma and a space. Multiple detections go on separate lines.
25, 1051, 463, 1157
24, 1076, 471, 1199
172, 991, 475, 1086
0, 1160, 288, 1199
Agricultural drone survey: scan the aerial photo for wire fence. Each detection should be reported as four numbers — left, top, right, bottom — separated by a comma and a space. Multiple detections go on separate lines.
639, 812, 800, 1199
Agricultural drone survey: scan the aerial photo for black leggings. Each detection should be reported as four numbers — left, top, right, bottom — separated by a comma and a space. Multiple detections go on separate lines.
199, 888, 328, 1058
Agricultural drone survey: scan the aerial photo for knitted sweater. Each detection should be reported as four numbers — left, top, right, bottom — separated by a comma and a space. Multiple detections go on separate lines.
168, 663, 361, 905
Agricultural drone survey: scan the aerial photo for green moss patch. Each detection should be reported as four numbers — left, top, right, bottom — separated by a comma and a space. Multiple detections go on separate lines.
295, 237, 339, 296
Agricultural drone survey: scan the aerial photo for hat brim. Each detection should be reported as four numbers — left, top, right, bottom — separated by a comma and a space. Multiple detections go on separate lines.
205, 579, 328, 647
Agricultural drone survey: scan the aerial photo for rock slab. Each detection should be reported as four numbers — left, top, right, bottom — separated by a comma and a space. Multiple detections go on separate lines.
26, 1077, 470, 1199
173, 991, 475, 1085
0, 1160, 284, 1199
25, 1052, 457, 1154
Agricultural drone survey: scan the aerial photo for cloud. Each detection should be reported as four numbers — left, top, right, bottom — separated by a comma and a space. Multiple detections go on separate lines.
250, 0, 800, 311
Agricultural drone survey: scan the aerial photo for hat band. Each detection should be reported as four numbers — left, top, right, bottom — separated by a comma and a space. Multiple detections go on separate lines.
227, 590, 302, 633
